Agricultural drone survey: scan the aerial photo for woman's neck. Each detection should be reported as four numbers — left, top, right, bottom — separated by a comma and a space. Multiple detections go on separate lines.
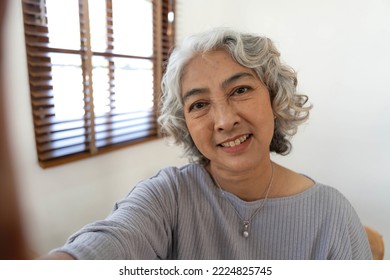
206, 160, 275, 202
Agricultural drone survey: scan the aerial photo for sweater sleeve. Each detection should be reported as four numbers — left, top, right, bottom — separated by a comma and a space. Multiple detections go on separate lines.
347, 206, 373, 260
326, 190, 373, 260
52, 168, 178, 260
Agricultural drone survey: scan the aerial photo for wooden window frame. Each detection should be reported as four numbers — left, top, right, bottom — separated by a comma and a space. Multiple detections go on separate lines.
21, 0, 175, 168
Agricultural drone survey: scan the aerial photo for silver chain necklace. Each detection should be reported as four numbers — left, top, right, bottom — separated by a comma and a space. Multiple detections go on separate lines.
213, 163, 274, 238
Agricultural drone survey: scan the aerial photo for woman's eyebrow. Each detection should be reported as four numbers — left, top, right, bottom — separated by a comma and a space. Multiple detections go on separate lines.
182, 87, 208, 103
182, 71, 256, 103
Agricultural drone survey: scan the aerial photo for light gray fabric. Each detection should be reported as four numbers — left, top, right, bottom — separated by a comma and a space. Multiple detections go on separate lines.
54, 163, 372, 260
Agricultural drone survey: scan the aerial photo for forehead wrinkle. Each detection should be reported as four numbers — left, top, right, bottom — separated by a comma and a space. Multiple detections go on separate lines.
221, 71, 257, 90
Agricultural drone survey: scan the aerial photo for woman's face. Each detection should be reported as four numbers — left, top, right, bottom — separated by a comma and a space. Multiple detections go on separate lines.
181, 50, 274, 174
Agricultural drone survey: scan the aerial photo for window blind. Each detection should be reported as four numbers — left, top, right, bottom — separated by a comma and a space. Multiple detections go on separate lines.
21, 0, 174, 168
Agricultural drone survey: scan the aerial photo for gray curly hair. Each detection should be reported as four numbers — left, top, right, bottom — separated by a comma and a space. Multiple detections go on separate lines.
158, 28, 311, 164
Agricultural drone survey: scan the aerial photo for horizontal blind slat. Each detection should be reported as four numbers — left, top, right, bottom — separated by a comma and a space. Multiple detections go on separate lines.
38, 145, 89, 161
37, 136, 88, 153
96, 129, 157, 148
96, 123, 157, 141
36, 127, 88, 143
35, 119, 90, 134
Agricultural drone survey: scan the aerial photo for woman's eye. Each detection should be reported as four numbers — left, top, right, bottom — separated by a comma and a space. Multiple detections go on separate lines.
233, 86, 250, 95
189, 101, 207, 112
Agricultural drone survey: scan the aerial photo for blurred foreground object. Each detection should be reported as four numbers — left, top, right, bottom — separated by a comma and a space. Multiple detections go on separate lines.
0, 0, 29, 259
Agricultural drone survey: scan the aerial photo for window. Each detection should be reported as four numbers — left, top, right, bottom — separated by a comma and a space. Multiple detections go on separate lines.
21, 0, 175, 168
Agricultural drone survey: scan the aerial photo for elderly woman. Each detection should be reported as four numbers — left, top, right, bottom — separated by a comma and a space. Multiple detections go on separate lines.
45, 28, 372, 259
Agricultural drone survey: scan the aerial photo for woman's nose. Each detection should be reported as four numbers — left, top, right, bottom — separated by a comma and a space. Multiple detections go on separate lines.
213, 103, 240, 132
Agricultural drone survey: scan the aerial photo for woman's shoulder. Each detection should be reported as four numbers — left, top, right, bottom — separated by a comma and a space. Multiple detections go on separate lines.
272, 164, 351, 206
147, 163, 206, 182
119, 163, 213, 210
133, 163, 208, 193
117, 164, 203, 209
269, 167, 354, 212
283, 181, 357, 220
274, 178, 351, 204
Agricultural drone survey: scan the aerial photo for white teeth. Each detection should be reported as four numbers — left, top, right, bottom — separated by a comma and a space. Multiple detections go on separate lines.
221, 135, 249, 147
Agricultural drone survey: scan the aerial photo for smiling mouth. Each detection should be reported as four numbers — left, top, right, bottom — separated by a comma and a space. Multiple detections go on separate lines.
219, 134, 251, 148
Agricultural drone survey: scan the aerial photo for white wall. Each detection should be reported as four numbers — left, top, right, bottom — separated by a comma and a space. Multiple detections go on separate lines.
3, 0, 389, 259
3, 1, 188, 254
176, 0, 390, 259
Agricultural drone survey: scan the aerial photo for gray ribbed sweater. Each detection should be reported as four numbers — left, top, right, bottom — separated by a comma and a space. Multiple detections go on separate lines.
55, 163, 372, 259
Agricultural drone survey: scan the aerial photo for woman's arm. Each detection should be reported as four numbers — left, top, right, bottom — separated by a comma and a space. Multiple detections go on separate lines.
38, 252, 75, 260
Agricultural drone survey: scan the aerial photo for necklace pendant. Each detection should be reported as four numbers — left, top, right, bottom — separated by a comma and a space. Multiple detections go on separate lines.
243, 221, 250, 238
